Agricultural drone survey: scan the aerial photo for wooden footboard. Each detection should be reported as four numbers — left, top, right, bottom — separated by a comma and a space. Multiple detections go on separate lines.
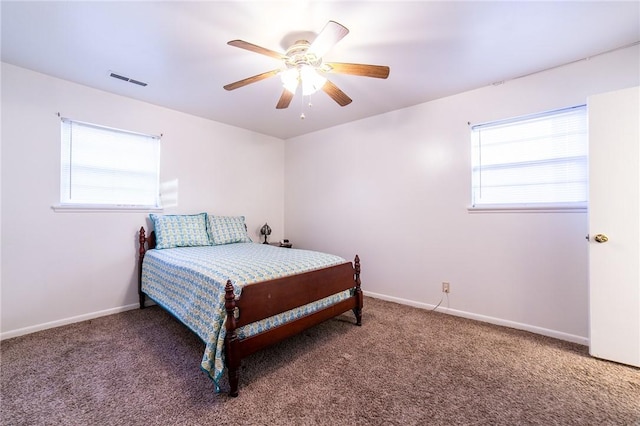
224, 256, 362, 397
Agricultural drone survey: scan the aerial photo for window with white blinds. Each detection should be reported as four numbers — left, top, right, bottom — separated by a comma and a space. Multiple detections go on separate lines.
470, 105, 587, 210
60, 118, 161, 208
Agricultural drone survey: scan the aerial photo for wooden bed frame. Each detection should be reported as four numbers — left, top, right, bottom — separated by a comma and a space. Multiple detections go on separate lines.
137, 227, 363, 397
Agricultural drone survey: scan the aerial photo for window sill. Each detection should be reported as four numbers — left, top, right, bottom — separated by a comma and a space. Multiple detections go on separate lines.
52, 204, 164, 213
468, 203, 587, 213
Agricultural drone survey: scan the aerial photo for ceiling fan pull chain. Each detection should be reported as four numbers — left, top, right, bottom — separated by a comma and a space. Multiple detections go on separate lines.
300, 92, 306, 119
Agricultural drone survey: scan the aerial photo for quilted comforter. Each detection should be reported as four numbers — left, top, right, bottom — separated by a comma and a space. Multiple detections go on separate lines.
141, 242, 350, 391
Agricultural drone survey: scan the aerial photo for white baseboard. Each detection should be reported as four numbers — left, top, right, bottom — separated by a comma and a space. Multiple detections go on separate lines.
363, 290, 589, 346
2, 292, 588, 347
1, 303, 140, 341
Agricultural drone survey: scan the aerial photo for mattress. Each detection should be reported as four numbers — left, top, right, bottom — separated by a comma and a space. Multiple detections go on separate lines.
141, 242, 351, 391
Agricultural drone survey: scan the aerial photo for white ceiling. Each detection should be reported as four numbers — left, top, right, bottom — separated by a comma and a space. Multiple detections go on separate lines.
2, 1, 639, 139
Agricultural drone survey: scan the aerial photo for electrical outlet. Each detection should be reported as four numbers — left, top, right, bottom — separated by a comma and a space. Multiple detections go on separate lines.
442, 282, 450, 293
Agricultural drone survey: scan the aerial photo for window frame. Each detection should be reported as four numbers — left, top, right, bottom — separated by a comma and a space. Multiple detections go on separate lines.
468, 105, 588, 213
53, 117, 162, 212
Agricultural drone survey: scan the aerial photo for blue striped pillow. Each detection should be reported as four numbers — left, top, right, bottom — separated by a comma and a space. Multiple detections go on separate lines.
208, 215, 252, 245
149, 213, 211, 249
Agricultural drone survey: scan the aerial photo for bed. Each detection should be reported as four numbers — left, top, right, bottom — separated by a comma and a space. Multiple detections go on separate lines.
136, 213, 362, 397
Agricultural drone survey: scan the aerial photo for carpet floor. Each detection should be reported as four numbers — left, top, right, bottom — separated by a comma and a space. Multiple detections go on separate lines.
1, 297, 639, 425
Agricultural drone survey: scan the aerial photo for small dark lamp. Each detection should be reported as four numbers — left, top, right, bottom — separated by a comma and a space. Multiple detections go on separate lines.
260, 223, 272, 244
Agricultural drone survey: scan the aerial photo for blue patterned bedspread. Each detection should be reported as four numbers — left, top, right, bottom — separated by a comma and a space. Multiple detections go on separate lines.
141, 242, 350, 391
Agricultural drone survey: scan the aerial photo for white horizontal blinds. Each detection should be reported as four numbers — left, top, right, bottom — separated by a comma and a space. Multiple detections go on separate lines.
60, 118, 160, 207
471, 105, 587, 207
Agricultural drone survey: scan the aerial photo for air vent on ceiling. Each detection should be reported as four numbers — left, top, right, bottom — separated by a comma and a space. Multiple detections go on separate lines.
109, 71, 148, 87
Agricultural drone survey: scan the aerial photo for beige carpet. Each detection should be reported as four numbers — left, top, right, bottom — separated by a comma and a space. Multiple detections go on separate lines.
1, 297, 639, 425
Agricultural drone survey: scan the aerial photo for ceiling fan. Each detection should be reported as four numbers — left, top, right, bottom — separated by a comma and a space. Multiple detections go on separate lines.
223, 21, 390, 110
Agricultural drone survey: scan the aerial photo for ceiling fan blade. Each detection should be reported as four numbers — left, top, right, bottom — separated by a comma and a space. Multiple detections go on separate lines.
307, 21, 349, 58
322, 79, 352, 107
324, 62, 390, 79
276, 89, 294, 109
223, 69, 281, 91
227, 40, 286, 60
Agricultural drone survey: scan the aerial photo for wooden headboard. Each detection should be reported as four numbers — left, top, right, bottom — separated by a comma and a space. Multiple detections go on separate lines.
137, 227, 156, 308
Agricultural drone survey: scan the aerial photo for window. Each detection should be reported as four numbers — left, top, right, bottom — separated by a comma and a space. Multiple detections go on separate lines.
59, 118, 161, 209
470, 105, 587, 210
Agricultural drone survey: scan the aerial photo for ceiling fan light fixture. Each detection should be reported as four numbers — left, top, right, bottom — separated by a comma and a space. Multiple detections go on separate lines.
280, 66, 326, 96
280, 68, 299, 94
300, 65, 326, 96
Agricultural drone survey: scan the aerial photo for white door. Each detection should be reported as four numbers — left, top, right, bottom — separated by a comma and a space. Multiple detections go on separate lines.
588, 86, 640, 367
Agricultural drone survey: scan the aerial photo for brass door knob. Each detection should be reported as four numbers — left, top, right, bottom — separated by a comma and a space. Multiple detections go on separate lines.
594, 234, 609, 243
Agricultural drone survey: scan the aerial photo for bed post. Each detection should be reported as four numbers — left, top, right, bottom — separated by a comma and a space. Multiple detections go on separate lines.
138, 227, 147, 309
353, 255, 363, 326
224, 280, 241, 397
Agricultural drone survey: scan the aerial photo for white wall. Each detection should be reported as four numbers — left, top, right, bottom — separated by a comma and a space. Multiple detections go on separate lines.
1, 63, 285, 337
3, 45, 638, 343
284, 45, 640, 344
